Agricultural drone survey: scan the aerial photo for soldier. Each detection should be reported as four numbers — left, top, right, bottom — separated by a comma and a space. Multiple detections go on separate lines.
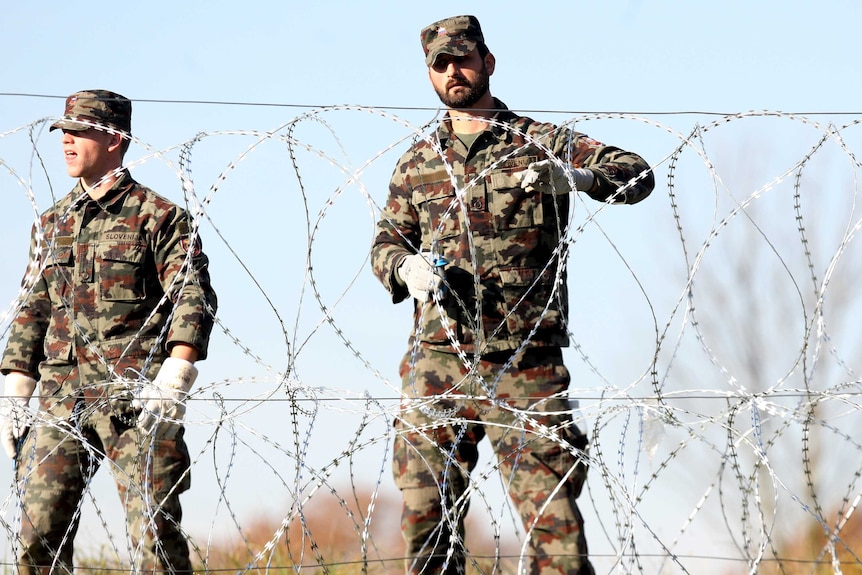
371, 15, 655, 575
0, 90, 217, 574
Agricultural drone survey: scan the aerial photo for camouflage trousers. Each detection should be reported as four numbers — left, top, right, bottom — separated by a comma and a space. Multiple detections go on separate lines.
394, 345, 593, 575
12, 362, 193, 574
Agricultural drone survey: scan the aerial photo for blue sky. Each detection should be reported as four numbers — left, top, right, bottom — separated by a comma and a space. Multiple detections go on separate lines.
2, 1, 862, 572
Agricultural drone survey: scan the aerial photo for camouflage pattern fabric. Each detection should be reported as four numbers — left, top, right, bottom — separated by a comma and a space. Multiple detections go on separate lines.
1, 169, 217, 573
393, 346, 592, 575
15, 364, 192, 574
372, 99, 653, 573
1, 169, 216, 378
371, 98, 654, 356
420, 15, 484, 67
49, 89, 133, 134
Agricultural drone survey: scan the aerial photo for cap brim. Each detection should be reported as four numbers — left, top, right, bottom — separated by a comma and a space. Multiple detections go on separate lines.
49, 118, 91, 132
426, 39, 478, 67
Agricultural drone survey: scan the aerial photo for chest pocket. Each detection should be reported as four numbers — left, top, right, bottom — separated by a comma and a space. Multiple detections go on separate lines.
411, 186, 462, 246
488, 167, 544, 230
98, 242, 148, 301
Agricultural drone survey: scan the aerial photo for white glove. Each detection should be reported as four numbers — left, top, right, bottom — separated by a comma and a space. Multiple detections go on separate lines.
517, 160, 595, 195
397, 252, 442, 303
135, 357, 198, 440
1, 372, 37, 459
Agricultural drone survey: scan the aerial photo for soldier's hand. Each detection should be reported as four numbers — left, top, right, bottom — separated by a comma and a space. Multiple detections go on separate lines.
397, 252, 442, 303
0, 372, 37, 459
135, 357, 198, 440
517, 160, 594, 195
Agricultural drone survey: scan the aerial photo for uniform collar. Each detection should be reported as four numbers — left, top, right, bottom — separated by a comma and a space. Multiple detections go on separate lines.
71, 169, 134, 212
437, 98, 516, 145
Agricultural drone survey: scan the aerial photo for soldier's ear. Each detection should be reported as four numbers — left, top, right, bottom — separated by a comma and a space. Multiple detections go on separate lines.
106, 132, 124, 154
484, 52, 496, 76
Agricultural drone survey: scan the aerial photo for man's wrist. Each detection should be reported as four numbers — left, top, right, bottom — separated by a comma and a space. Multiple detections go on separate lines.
572, 168, 596, 192
4, 371, 37, 398
169, 343, 199, 363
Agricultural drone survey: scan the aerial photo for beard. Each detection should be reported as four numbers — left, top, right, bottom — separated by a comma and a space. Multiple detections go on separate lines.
434, 67, 490, 109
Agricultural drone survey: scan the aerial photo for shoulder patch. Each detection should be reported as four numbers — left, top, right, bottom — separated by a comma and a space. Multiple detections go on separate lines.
180, 234, 202, 256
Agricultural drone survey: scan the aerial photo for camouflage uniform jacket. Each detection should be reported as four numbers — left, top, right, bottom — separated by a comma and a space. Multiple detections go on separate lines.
1, 170, 217, 382
371, 99, 654, 355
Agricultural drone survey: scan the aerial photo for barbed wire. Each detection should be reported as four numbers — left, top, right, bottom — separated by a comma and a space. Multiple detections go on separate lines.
1, 104, 861, 574
3, 91, 862, 117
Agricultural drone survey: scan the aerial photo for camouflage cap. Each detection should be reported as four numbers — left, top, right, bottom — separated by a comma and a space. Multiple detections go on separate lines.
420, 15, 484, 67
49, 90, 132, 134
